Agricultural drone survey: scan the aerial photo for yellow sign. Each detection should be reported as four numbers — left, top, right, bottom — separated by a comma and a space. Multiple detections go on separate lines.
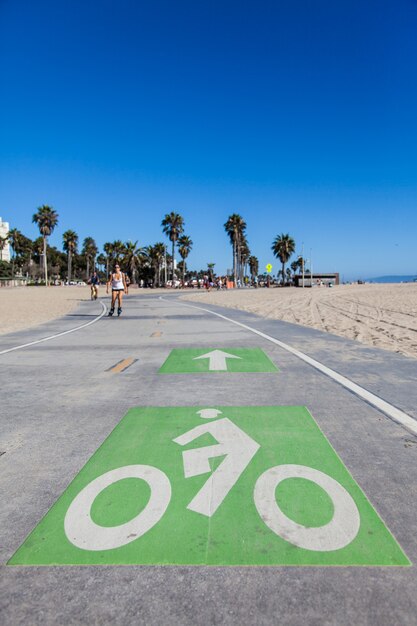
266, 264, 273, 273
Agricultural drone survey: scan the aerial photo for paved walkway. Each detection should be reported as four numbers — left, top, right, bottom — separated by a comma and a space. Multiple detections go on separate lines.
1, 292, 416, 625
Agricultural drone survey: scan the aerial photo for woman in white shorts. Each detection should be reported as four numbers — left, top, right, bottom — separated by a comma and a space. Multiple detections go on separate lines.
106, 264, 128, 316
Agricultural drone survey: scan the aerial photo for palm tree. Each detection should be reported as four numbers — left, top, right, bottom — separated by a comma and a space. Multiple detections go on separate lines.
8, 229, 33, 277
82, 237, 98, 279
161, 212, 184, 281
224, 214, 246, 285
32, 205, 58, 285
103, 242, 114, 277
248, 255, 259, 280
271, 233, 296, 286
9, 230, 32, 276
154, 243, 166, 286
112, 240, 126, 267
145, 243, 166, 286
123, 240, 141, 284
33, 237, 44, 259
290, 260, 298, 284
239, 238, 250, 282
62, 230, 78, 281
177, 235, 193, 284
31, 236, 43, 278
8, 228, 21, 276
207, 263, 216, 285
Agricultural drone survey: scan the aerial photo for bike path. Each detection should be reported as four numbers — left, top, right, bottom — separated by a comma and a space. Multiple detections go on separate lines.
1, 292, 416, 625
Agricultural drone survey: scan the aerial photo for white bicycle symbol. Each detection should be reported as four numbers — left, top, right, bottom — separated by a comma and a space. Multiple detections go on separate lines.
65, 409, 360, 553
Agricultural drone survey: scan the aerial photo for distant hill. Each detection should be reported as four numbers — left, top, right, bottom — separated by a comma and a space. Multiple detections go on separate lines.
365, 275, 417, 283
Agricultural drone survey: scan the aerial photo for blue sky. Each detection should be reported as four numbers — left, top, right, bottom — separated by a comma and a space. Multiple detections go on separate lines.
1, 0, 417, 280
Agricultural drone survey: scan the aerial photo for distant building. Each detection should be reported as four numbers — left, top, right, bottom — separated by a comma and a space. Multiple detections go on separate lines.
294, 273, 339, 287
0, 217, 11, 262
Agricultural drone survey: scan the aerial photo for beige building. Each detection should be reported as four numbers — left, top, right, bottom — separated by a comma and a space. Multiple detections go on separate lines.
0, 217, 11, 262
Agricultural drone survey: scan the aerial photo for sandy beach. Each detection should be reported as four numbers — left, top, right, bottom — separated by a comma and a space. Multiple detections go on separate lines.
0, 286, 92, 335
1, 283, 417, 359
182, 283, 417, 359
0, 286, 168, 336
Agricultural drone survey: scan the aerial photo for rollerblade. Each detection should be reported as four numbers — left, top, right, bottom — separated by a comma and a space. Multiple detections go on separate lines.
108, 307, 114, 317
117, 307, 122, 317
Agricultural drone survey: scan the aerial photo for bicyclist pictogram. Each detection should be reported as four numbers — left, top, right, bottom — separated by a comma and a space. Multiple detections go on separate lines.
9, 406, 410, 566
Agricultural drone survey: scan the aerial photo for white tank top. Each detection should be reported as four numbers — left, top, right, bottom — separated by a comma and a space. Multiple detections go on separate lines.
111, 272, 124, 289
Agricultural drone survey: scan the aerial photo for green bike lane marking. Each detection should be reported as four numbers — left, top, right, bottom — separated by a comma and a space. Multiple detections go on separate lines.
8, 406, 410, 567
159, 348, 278, 373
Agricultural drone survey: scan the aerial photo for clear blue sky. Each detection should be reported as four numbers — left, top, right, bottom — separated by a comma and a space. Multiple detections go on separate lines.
1, 0, 417, 280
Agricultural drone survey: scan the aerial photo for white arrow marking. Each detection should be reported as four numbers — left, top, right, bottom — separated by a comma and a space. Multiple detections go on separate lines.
197, 409, 223, 419
193, 349, 242, 371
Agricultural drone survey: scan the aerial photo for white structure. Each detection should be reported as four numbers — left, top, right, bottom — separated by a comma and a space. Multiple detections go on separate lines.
0, 217, 11, 262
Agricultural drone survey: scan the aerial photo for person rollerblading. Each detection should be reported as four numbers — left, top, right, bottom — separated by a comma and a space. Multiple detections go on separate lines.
106, 264, 128, 318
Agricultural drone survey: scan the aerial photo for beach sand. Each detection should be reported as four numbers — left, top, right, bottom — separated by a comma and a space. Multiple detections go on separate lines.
1, 284, 417, 359
0, 286, 91, 335
181, 283, 417, 359
0, 286, 167, 336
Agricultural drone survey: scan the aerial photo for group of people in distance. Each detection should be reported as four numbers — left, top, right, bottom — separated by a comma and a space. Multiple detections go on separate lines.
202, 275, 226, 291
88, 265, 129, 317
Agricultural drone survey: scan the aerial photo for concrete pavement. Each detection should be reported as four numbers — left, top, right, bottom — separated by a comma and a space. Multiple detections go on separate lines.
1, 291, 416, 624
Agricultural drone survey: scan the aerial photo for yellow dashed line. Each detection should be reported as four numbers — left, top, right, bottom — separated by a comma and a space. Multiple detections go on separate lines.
108, 357, 136, 373
151, 331, 162, 337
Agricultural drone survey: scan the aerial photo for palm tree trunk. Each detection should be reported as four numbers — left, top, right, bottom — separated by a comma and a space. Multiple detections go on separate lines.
282, 262, 285, 286
233, 238, 237, 285
43, 235, 48, 286
68, 251, 72, 281
182, 261, 186, 284
171, 240, 175, 281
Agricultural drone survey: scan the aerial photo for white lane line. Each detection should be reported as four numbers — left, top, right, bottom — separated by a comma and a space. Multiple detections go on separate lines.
163, 298, 417, 436
0, 301, 107, 355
